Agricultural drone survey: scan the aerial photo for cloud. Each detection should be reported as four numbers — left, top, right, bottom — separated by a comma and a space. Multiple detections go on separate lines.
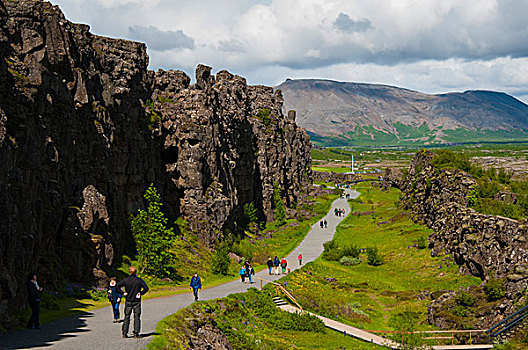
333, 13, 372, 32
48, 0, 528, 103
128, 25, 194, 51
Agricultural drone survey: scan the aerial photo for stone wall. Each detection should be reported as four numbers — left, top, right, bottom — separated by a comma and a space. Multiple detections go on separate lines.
384, 150, 528, 328
0, 0, 311, 327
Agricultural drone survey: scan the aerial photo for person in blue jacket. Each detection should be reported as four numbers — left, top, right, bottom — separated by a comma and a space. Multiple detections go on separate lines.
190, 273, 202, 301
107, 277, 122, 323
273, 255, 280, 275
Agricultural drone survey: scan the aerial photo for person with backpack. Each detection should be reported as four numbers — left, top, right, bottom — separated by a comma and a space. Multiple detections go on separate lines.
273, 255, 280, 275
280, 257, 288, 274
190, 273, 202, 301
116, 266, 149, 339
107, 277, 122, 323
239, 266, 246, 283
266, 258, 273, 275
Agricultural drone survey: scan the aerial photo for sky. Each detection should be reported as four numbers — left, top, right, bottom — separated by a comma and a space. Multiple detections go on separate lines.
49, 0, 528, 103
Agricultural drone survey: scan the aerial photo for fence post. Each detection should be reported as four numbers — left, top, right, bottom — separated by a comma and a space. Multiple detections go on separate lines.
260, 279, 263, 290
469, 331, 472, 345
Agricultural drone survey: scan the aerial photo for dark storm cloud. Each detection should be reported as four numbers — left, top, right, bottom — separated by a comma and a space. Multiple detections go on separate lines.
333, 13, 372, 32
128, 25, 194, 51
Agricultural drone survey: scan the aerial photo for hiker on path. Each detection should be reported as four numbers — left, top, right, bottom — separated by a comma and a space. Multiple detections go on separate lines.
334, 208, 338, 216
320, 220, 324, 228
248, 264, 255, 284
298, 253, 303, 266
273, 255, 280, 275
107, 277, 122, 323
116, 266, 149, 339
239, 266, 246, 283
280, 257, 288, 274
324, 219, 327, 228
267, 258, 273, 275
26, 273, 43, 329
190, 273, 201, 301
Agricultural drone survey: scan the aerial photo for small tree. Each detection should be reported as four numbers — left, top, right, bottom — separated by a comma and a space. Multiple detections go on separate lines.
367, 246, 384, 266
130, 183, 176, 277
273, 182, 286, 226
212, 243, 231, 275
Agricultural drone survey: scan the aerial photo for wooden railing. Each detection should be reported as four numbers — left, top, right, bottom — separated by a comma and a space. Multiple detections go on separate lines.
255, 277, 303, 311
365, 329, 487, 346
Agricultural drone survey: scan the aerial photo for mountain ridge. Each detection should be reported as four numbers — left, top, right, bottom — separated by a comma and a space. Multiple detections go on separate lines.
277, 78, 528, 146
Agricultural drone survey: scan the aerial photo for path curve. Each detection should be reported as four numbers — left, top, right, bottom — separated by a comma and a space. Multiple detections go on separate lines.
0, 189, 358, 350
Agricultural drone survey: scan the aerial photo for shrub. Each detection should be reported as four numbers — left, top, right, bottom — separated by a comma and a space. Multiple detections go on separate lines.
212, 243, 231, 275
322, 240, 341, 261
484, 277, 505, 301
416, 235, 428, 249
367, 246, 384, 266
339, 256, 361, 266
342, 245, 360, 259
452, 305, 468, 317
455, 291, 476, 307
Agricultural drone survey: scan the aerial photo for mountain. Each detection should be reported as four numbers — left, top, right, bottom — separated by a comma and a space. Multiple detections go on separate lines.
277, 79, 528, 146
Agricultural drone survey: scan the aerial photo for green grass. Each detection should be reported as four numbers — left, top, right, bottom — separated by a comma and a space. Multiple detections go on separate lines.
149, 288, 384, 349
313, 166, 351, 173
280, 182, 480, 335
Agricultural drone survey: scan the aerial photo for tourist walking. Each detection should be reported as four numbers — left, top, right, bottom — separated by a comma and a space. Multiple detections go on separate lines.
26, 273, 43, 329
107, 277, 122, 323
324, 219, 327, 228
273, 255, 280, 275
320, 220, 324, 228
298, 253, 303, 266
190, 273, 201, 301
239, 266, 246, 283
116, 266, 149, 339
248, 264, 255, 284
267, 258, 273, 275
280, 257, 288, 274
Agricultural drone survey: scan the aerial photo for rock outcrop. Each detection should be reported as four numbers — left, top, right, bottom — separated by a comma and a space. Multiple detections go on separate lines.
0, 0, 311, 327
384, 150, 528, 329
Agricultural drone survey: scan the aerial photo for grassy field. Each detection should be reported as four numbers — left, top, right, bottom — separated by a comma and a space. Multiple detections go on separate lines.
278, 182, 481, 344
148, 182, 482, 349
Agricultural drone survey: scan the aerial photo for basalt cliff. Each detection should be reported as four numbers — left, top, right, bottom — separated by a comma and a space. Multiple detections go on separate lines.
384, 151, 528, 331
0, 0, 311, 327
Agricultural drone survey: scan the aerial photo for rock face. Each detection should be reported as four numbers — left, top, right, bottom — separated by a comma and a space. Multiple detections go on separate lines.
384, 150, 528, 329
0, 0, 311, 327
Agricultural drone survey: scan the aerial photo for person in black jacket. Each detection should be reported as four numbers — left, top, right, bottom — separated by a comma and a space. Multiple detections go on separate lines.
26, 273, 43, 329
116, 266, 149, 338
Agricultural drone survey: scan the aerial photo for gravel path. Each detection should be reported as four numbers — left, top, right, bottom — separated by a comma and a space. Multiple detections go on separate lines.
0, 189, 358, 350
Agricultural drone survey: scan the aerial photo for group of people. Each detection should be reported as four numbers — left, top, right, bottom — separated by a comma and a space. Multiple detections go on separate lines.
265, 255, 292, 275
239, 260, 255, 283
334, 208, 346, 217
25, 251, 307, 339
341, 193, 351, 200
319, 219, 328, 228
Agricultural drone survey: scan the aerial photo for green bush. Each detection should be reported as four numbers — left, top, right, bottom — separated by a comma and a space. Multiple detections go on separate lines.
322, 240, 342, 261
452, 304, 468, 317
339, 256, 361, 266
455, 291, 476, 307
342, 245, 360, 259
484, 277, 505, 301
416, 235, 428, 249
211, 243, 231, 275
366, 246, 384, 266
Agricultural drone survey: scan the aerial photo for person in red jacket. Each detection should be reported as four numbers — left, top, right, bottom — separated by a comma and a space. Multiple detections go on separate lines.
298, 253, 303, 266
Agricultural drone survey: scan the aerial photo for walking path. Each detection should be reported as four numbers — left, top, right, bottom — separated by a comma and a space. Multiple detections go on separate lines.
0, 189, 358, 350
